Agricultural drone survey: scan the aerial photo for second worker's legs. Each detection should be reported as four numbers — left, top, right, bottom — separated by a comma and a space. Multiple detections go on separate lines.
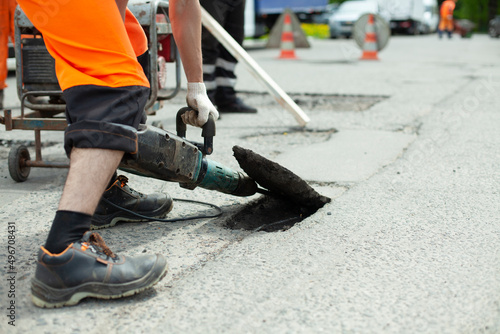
201, 0, 257, 113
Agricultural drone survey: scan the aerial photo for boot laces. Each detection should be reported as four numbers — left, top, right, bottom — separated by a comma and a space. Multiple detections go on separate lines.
117, 175, 129, 188
116, 175, 143, 197
88, 233, 116, 258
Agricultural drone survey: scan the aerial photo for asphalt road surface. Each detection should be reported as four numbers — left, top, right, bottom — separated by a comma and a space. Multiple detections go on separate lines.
0, 33, 499, 333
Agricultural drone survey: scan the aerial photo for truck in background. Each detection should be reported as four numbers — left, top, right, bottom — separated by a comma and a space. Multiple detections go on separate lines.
244, 0, 329, 37
378, 0, 426, 35
422, 0, 439, 33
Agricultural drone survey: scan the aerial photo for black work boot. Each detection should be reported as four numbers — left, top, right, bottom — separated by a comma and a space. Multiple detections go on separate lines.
31, 231, 168, 308
215, 87, 257, 114
91, 175, 173, 230
216, 98, 258, 113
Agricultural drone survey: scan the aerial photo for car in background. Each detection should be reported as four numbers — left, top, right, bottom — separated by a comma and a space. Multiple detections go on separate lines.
489, 15, 500, 38
313, 3, 339, 24
382, 0, 425, 35
328, 0, 387, 39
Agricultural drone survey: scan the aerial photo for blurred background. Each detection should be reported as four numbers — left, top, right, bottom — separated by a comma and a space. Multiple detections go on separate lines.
328, 0, 498, 32
242, 0, 500, 40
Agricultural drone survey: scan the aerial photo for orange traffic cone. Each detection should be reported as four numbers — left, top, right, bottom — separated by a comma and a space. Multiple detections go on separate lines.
279, 13, 297, 59
360, 14, 379, 60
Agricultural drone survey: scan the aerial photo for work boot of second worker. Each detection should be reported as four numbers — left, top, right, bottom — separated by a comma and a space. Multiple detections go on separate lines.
217, 98, 258, 114
91, 175, 173, 229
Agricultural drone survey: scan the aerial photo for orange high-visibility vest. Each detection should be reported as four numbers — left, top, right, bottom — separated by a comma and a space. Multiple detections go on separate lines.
440, 0, 456, 19
17, 0, 149, 91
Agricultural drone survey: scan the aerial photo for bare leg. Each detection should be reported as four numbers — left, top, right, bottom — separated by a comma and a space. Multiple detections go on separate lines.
59, 148, 124, 215
33, 146, 169, 309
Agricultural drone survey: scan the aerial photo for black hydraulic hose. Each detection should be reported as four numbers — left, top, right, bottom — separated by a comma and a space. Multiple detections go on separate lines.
101, 197, 222, 223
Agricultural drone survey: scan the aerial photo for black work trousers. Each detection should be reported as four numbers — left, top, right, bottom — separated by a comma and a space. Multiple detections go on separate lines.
201, 0, 245, 105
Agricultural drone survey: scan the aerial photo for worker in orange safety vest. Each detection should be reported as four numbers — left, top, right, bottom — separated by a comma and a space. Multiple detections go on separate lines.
16, 0, 219, 308
0, 0, 17, 109
438, 0, 457, 39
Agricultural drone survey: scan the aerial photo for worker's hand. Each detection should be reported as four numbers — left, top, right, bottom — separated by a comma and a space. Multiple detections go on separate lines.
447, 15, 453, 20
183, 82, 219, 127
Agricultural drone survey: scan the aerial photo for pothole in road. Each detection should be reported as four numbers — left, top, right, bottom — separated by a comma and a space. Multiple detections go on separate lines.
226, 146, 331, 233
225, 196, 317, 232
242, 129, 337, 156
238, 91, 388, 112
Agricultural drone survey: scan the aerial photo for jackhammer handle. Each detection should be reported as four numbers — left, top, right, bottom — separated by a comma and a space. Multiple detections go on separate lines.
176, 107, 216, 155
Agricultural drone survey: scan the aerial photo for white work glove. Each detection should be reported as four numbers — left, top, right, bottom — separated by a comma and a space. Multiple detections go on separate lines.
183, 82, 219, 127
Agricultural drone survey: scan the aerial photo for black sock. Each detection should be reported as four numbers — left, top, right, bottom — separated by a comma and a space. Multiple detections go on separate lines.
44, 210, 92, 254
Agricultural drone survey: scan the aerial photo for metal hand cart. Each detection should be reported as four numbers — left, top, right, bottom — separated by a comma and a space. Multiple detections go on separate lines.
0, 0, 181, 182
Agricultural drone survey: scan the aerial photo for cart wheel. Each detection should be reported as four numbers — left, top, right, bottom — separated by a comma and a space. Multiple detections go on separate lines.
8, 145, 31, 182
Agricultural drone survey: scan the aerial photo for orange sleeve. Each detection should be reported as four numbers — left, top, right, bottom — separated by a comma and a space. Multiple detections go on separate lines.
125, 8, 148, 57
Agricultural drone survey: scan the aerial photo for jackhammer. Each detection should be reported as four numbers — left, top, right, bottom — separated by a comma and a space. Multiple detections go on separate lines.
119, 107, 258, 197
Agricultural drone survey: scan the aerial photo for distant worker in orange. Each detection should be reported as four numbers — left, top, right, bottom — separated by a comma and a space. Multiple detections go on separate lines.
438, 0, 457, 39
0, 0, 17, 109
